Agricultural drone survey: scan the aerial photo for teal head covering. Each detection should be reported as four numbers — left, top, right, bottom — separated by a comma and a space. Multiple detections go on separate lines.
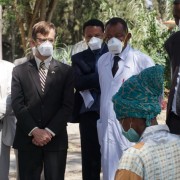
112, 65, 164, 126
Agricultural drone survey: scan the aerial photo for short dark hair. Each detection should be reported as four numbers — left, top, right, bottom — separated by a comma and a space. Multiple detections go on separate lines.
32, 21, 56, 40
174, 0, 180, 4
83, 19, 104, 34
105, 17, 128, 33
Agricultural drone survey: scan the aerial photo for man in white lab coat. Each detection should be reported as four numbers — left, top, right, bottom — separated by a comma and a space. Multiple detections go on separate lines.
97, 17, 155, 180
0, 60, 16, 180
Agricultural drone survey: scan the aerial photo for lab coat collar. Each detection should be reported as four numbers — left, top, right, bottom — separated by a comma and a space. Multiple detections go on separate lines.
120, 44, 132, 68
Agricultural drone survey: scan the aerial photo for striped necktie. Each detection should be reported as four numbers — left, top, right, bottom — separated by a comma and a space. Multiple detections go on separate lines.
39, 61, 47, 93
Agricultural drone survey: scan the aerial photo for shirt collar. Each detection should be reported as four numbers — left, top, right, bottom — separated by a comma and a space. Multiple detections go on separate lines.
119, 43, 130, 61
140, 124, 170, 141
35, 56, 52, 69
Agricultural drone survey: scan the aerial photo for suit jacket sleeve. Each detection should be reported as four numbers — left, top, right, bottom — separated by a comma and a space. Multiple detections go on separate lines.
11, 67, 37, 134
164, 35, 173, 60
45, 67, 74, 134
72, 56, 100, 91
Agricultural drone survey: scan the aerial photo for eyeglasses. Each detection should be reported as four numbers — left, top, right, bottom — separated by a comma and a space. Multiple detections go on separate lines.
36, 38, 54, 44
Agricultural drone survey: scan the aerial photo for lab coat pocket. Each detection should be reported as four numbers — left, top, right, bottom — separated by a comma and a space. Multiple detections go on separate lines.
97, 118, 103, 146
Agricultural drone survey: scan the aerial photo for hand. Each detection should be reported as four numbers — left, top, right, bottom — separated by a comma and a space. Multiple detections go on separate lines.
31, 128, 53, 146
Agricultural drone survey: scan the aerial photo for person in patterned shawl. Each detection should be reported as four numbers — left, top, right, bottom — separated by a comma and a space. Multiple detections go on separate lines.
112, 65, 180, 180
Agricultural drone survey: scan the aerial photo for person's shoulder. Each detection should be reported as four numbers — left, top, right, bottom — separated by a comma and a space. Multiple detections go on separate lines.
98, 52, 111, 69
165, 31, 180, 44
98, 52, 111, 62
0, 59, 14, 67
170, 31, 180, 38
132, 142, 145, 150
13, 58, 32, 72
72, 49, 90, 59
14, 57, 28, 66
71, 50, 84, 61
0, 60, 15, 72
131, 48, 154, 63
122, 142, 145, 157
53, 59, 71, 71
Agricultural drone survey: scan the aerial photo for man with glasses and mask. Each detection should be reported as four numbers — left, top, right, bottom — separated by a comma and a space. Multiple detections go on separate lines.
11, 21, 74, 180
97, 17, 154, 180
71, 19, 108, 180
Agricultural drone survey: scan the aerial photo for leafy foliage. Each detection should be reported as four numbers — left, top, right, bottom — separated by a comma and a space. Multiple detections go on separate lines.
1, 0, 175, 89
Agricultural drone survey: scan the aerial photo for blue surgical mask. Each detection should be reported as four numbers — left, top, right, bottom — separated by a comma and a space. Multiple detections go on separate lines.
122, 128, 140, 142
121, 121, 140, 142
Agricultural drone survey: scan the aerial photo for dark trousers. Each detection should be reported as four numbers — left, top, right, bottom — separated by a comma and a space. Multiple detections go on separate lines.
79, 112, 101, 180
167, 112, 180, 135
18, 149, 67, 180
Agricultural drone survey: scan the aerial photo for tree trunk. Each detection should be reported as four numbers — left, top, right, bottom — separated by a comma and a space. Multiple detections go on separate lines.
46, 0, 59, 22
13, 0, 27, 52
40, 0, 47, 21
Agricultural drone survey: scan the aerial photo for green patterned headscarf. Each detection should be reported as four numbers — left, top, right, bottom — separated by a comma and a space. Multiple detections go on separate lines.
112, 65, 164, 126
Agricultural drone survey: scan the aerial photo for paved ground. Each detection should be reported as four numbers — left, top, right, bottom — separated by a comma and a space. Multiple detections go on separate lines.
9, 110, 166, 180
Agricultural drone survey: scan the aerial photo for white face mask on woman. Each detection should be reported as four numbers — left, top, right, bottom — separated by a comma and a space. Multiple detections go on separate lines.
88, 37, 103, 51
37, 41, 53, 57
107, 37, 123, 55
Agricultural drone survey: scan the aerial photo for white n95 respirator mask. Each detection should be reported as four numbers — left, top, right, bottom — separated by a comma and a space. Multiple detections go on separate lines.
37, 41, 53, 57
107, 37, 123, 55
88, 37, 103, 51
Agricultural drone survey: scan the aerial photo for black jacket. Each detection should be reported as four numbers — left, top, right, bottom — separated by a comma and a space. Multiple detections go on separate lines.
164, 31, 180, 77
11, 58, 74, 151
71, 44, 108, 122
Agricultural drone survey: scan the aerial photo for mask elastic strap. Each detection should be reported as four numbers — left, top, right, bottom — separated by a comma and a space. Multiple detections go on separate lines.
121, 119, 124, 126
130, 119, 133, 129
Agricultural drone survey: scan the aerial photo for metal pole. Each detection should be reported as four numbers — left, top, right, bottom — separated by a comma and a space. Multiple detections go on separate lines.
0, 5, 2, 60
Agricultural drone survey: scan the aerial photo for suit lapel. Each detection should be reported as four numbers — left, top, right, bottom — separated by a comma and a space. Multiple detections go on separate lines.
44, 59, 59, 96
28, 59, 43, 98
83, 49, 95, 68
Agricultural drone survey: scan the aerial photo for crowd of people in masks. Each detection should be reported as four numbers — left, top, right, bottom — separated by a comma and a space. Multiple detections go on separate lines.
1, 0, 180, 179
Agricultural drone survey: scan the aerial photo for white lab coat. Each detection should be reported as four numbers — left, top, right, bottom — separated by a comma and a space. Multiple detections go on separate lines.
0, 60, 16, 180
0, 60, 16, 146
97, 44, 155, 180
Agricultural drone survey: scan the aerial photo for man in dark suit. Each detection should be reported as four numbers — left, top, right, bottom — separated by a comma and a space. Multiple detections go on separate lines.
71, 19, 108, 180
11, 21, 74, 180
165, 0, 180, 134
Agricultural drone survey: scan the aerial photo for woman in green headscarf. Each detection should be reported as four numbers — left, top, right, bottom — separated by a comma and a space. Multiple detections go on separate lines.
113, 65, 180, 180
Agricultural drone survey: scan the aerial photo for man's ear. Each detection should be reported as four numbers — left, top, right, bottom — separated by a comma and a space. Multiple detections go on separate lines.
30, 39, 36, 48
126, 33, 131, 42
123, 33, 131, 48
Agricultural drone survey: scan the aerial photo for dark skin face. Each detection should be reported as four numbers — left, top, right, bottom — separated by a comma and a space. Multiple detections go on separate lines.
83, 26, 104, 43
173, 4, 180, 25
105, 22, 131, 49
120, 117, 158, 137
